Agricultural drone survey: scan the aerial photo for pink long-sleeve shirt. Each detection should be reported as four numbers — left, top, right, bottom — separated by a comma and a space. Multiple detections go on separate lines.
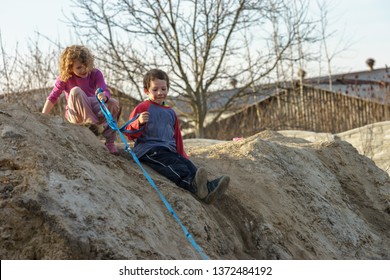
47, 68, 110, 112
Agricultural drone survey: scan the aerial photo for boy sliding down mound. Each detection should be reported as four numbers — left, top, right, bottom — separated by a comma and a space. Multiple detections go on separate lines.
124, 69, 229, 204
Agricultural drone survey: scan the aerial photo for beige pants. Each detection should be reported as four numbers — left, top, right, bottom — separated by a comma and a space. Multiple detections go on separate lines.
66, 87, 120, 143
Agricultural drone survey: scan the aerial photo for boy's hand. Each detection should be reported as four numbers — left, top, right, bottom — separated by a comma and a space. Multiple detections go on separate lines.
138, 111, 150, 125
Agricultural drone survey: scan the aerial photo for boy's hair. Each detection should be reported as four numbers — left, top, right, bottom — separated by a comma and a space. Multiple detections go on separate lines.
143, 69, 170, 90
59, 45, 95, 81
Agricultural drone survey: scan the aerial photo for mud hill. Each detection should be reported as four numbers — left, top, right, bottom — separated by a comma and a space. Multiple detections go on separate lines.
1, 103, 390, 259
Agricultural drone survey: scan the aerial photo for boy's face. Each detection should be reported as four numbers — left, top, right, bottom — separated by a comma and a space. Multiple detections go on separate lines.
145, 79, 168, 105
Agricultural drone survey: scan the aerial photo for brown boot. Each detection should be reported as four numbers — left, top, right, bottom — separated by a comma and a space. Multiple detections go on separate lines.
194, 167, 208, 199
204, 176, 230, 204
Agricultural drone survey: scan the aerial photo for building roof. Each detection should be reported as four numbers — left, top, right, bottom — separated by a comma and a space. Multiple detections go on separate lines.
167, 67, 390, 118
304, 67, 390, 103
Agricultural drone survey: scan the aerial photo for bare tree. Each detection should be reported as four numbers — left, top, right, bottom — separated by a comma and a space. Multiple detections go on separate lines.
0, 32, 58, 97
67, 0, 320, 137
0, 31, 17, 96
317, 0, 352, 91
265, 0, 321, 130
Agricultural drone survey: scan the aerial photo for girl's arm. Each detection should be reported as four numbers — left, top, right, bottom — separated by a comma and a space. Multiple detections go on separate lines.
46, 77, 65, 106
94, 69, 111, 99
42, 99, 55, 114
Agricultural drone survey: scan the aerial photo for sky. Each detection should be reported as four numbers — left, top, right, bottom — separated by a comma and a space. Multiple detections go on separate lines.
0, 0, 389, 75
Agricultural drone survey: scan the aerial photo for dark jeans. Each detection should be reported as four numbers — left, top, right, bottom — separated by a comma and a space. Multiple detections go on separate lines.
140, 146, 197, 193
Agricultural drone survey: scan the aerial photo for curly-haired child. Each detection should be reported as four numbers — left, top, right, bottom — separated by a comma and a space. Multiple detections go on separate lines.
42, 45, 120, 154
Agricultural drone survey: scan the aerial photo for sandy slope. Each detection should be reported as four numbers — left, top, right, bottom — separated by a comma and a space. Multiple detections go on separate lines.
1, 103, 390, 259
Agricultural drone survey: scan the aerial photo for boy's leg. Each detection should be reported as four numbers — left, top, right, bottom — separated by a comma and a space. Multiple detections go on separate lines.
140, 147, 197, 192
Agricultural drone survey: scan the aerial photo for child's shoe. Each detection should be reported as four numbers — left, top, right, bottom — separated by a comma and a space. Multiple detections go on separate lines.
105, 142, 119, 155
88, 124, 100, 136
193, 167, 208, 199
204, 176, 230, 204
83, 123, 100, 136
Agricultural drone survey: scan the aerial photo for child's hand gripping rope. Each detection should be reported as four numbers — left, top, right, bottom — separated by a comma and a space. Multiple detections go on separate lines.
95, 88, 143, 144
96, 88, 108, 102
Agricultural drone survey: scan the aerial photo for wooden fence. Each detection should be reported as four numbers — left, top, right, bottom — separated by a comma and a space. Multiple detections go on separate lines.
199, 85, 390, 140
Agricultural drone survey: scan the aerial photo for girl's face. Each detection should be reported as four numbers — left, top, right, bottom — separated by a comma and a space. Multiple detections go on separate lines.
145, 79, 168, 105
71, 60, 89, 78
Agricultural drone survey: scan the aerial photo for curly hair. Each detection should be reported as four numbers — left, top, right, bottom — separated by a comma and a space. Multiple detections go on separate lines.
143, 69, 170, 90
59, 45, 95, 81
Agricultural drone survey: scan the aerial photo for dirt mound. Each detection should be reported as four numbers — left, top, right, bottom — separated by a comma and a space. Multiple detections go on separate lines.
1, 104, 390, 259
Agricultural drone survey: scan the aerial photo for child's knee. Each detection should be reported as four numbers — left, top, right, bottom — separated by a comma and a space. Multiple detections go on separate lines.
69, 86, 83, 97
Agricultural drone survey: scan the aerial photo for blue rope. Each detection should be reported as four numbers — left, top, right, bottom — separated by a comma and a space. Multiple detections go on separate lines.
96, 92, 209, 260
